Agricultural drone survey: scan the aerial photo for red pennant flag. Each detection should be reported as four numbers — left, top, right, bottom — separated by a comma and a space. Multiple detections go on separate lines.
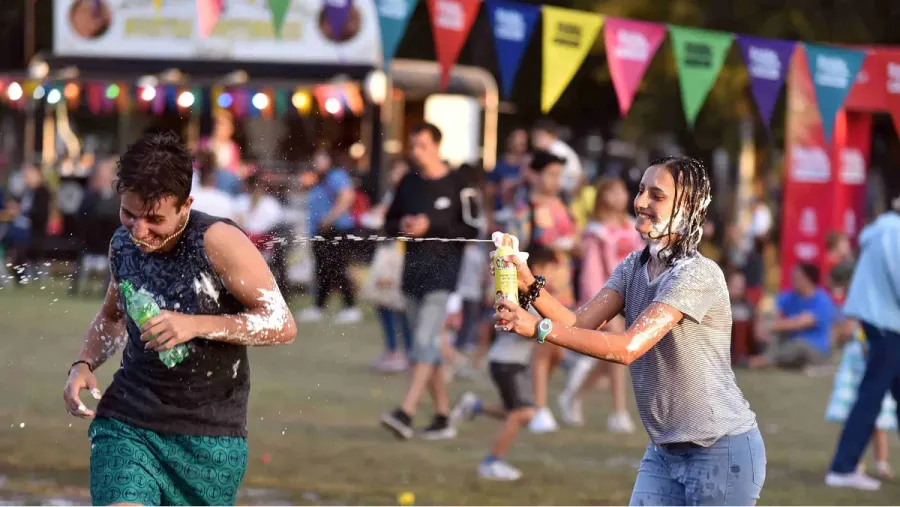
86, 83, 104, 114
427, 0, 483, 90
197, 0, 222, 38
603, 17, 666, 116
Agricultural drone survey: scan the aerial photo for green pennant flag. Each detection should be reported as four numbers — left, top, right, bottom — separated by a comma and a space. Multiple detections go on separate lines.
669, 26, 733, 127
268, 0, 292, 38
192, 87, 204, 112
275, 89, 290, 115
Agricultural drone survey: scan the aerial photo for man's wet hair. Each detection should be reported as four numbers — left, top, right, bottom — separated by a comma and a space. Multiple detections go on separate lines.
115, 131, 194, 210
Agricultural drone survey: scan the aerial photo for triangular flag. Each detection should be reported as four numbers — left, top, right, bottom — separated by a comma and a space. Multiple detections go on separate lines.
268, 0, 291, 38
736, 35, 795, 130
486, 0, 540, 100
804, 43, 867, 143
603, 17, 666, 116
197, 0, 222, 39
669, 26, 733, 127
274, 89, 289, 115
376, 0, 419, 69
426, 0, 483, 90
540, 6, 603, 113
152, 0, 163, 10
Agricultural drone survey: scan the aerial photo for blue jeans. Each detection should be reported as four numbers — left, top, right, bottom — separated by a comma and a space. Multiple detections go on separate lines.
630, 427, 766, 506
830, 322, 900, 473
377, 307, 412, 353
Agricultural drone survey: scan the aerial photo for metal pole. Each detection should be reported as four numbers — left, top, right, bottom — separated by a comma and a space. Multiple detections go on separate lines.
22, 0, 36, 165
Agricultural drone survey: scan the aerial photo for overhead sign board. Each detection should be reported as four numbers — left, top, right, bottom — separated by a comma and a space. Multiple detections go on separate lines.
53, 0, 381, 66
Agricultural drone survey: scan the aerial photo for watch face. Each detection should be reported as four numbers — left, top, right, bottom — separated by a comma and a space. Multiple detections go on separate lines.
540, 320, 551, 331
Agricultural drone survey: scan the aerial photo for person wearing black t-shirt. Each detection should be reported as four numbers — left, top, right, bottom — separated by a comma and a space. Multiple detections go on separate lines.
380, 123, 480, 439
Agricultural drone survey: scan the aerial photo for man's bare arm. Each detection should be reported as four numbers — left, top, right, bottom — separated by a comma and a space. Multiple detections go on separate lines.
190, 222, 297, 346
75, 260, 127, 370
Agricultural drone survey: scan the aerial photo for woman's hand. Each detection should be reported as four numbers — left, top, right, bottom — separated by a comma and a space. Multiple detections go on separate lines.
489, 251, 536, 292
494, 299, 540, 338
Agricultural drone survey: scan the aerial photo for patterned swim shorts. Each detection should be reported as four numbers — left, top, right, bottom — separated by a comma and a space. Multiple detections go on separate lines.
88, 417, 248, 506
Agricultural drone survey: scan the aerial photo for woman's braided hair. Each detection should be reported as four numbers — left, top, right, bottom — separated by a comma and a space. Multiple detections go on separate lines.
647, 156, 712, 265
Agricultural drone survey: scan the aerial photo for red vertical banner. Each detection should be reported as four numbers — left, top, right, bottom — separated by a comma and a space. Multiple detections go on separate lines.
427, 0, 483, 90
831, 111, 872, 247
783, 46, 872, 288
885, 54, 900, 138
781, 46, 834, 289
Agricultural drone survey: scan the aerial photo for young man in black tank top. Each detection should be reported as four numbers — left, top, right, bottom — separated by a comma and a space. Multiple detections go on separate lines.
61, 132, 297, 506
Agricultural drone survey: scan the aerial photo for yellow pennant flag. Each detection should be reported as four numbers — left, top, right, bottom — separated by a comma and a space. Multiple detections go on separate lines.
540, 6, 603, 113
152, 0, 162, 10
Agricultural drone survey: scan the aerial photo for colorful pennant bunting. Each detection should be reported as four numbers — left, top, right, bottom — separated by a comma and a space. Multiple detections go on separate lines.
603, 17, 666, 116
804, 43, 867, 143
486, 0, 540, 100
427, 0, 484, 90
736, 35, 796, 130
540, 6, 603, 113
376, 0, 419, 68
669, 26, 733, 127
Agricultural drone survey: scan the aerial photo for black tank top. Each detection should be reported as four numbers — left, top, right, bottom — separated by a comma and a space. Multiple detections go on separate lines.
97, 211, 251, 437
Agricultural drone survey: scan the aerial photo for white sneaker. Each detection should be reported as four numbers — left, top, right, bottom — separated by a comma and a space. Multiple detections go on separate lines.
334, 307, 362, 324
478, 459, 522, 481
296, 307, 323, 322
825, 471, 881, 491
528, 407, 559, 434
450, 392, 479, 427
557, 390, 584, 427
607, 411, 635, 434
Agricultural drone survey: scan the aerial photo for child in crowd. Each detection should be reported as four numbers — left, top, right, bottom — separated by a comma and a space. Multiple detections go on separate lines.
728, 270, 758, 366
451, 245, 560, 481
558, 177, 641, 432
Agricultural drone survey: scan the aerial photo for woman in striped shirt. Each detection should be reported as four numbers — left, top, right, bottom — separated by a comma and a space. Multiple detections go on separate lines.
494, 156, 765, 506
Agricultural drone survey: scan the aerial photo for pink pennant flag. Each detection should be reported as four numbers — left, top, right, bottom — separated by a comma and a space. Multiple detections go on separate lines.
604, 17, 666, 116
197, 0, 222, 38
152, 89, 167, 115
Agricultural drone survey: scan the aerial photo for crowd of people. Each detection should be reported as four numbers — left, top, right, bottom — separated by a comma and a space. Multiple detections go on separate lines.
0, 110, 895, 503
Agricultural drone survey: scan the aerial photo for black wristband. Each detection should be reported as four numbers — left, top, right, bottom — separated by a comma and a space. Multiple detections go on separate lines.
69, 360, 94, 375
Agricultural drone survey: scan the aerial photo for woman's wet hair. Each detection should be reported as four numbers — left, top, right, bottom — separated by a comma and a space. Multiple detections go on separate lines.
649, 156, 712, 264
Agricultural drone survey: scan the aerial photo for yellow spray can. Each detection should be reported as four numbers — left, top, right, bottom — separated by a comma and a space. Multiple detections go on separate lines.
493, 233, 519, 308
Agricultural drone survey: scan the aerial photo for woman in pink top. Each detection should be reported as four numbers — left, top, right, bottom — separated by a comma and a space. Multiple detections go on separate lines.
559, 177, 644, 432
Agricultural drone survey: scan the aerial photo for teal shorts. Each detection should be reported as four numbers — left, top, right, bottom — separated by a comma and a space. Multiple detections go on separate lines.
89, 417, 248, 506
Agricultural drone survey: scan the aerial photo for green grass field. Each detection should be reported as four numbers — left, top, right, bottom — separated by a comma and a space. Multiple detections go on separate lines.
0, 281, 897, 505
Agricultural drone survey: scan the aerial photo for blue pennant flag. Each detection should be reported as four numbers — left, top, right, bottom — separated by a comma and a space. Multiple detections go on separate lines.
376, 0, 419, 69
487, 0, 540, 100
804, 44, 867, 143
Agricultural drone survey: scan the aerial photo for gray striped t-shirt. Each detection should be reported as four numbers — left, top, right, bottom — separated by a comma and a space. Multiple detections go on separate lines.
605, 249, 757, 446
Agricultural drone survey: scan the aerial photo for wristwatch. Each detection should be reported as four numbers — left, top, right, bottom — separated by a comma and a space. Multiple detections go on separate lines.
536, 318, 552, 344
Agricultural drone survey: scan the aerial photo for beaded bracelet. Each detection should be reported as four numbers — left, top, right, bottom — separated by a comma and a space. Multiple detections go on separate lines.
519, 276, 547, 310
